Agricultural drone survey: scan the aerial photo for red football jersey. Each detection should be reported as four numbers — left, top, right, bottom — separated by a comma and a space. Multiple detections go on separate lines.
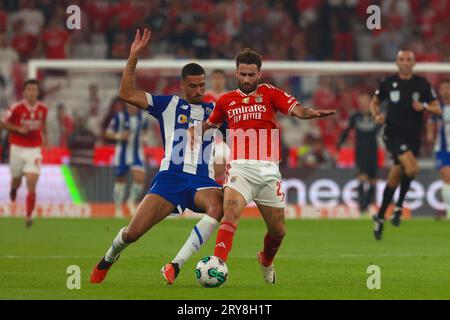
2, 100, 48, 147
207, 84, 301, 161
203, 91, 222, 103
42, 28, 69, 59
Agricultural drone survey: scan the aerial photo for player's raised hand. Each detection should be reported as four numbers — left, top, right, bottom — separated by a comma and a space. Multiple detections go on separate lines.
129, 28, 151, 58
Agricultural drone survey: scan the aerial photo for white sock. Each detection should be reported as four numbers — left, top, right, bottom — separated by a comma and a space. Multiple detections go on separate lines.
128, 182, 143, 203
172, 215, 219, 268
105, 227, 129, 263
442, 183, 450, 219
113, 182, 126, 213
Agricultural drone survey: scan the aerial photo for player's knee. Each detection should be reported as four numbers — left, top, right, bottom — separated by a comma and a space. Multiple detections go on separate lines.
121, 227, 141, 243
270, 227, 286, 240
206, 204, 223, 221
404, 167, 419, 178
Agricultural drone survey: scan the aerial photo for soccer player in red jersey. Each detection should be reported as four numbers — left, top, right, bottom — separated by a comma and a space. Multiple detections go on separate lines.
1, 79, 48, 228
190, 48, 335, 283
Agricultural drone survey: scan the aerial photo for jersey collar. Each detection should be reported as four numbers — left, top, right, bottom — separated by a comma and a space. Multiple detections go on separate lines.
236, 85, 260, 97
23, 99, 38, 110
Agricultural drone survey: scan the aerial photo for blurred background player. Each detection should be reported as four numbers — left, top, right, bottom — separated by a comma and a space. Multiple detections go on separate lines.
337, 92, 380, 215
203, 69, 227, 103
91, 29, 224, 286
370, 50, 440, 240
0, 79, 47, 228
203, 69, 230, 185
105, 103, 148, 218
191, 48, 335, 283
428, 79, 450, 219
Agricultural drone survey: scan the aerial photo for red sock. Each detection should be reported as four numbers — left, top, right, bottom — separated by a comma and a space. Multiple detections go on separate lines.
26, 192, 36, 218
214, 222, 237, 262
261, 233, 284, 267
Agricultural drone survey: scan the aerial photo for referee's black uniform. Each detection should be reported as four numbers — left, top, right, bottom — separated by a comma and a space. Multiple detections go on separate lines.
375, 74, 436, 162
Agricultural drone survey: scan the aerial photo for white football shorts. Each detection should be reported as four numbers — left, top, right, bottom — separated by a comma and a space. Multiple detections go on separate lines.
224, 160, 285, 208
9, 145, 43, 177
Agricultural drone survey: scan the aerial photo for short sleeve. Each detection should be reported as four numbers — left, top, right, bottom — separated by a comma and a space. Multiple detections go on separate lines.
374, 78, 388, 101
146, 93, 175, 119
207, 97, 226, 127
421, 79, 437, 104
270, 86, 301, 116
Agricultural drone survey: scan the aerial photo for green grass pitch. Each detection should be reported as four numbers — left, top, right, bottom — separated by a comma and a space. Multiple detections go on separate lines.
1, 217, 449, 299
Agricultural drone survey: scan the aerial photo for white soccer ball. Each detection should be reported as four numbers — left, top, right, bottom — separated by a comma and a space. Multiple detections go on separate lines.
195, 256, 228, 288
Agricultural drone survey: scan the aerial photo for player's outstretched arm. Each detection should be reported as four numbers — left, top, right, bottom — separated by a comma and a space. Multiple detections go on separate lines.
290, 105, 336, 120
119, 28, 151, 110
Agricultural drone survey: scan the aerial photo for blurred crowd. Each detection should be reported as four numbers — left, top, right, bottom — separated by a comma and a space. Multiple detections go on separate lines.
0, 0, 449, 168
0, 0, 449, 62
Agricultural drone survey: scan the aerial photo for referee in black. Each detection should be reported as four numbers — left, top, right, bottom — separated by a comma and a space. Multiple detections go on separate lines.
370, 49, 440, 241
337, 92, 380, 215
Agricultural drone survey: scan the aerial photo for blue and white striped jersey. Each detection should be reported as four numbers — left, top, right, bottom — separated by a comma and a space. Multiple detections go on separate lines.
435, 103, 450, 153
108, 110, 148, 167
145, 93, 216, 179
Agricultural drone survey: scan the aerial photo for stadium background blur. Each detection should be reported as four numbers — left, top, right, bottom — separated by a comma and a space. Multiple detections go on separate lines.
0, 0, 449, 217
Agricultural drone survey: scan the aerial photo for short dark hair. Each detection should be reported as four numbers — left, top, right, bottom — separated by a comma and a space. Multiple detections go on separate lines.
181, 63, 205, 79
23, 79, 39, 90
235, 48, 262, 70
439, 78, 450, 86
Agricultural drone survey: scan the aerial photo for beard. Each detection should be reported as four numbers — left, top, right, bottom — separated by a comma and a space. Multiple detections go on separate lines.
238, 81, 258, 94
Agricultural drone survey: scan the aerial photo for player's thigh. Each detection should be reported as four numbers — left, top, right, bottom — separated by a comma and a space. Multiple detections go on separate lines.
23, 148, 42, 177
131, 166, 145, 184
253, 177, 285, 209
9, 146, 26, 178
386, 164, 403, 187
115, 174, 127, 183
440, 167, 450, 183
398, 150, 419, 177
256, 204, 285, 239
124, 193, 175, 242
194, 187, 223, 221
222, 186, 247, 224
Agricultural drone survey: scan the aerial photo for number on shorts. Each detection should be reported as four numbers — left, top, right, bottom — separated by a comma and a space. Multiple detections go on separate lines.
276, 181, 285, 201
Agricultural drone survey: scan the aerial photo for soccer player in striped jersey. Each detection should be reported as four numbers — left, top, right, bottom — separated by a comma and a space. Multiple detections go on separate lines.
91, 29, 224, 285
105, 103, 148, 217
428, 79, 450, 219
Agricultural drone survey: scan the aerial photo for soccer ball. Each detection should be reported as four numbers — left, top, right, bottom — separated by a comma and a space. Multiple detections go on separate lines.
195, 256, 228, 288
